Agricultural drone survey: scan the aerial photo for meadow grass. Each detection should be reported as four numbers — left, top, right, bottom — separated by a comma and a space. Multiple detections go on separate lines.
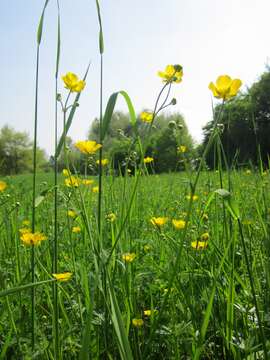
1, 1, 270, 359
0, 170, 270, 359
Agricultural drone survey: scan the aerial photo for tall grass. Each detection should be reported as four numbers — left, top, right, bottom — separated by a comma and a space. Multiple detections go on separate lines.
0, 1, 270, 359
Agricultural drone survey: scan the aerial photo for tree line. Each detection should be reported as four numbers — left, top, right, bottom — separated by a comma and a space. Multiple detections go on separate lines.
1, 68, 270, 175
0, 126, 48, 175
201, 68, 270, 168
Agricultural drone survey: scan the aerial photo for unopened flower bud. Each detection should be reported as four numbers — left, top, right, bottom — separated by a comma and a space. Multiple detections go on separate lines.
174, 64, 183, 72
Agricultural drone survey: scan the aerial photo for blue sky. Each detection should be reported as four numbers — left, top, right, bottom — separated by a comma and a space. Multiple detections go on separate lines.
1, 0, 270, 155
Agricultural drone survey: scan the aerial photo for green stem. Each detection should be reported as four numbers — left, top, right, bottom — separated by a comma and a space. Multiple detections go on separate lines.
53, 2, 61, 357
98, 54, 103, 239
53, 47, 60, 360
31, 43, 40, 352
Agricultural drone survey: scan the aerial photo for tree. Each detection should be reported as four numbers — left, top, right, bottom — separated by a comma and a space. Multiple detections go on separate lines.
148, 113, 194, 173
201, 69, 270, 168
0, 125, 47, 175
88, 111, 194, 173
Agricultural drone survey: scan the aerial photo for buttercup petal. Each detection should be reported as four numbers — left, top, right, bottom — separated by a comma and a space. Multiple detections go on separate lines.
157, 71, 165, 78
165, 65, 175, 77
208, 82, 219, 97
216, 75, 232, 89
229, 79, 242, 97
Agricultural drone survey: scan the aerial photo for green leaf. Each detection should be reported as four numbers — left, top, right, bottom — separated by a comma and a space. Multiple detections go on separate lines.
0, 279, 54, 298
79, 313, 92, 360
108, 277, 133, 360
120, 91, 136, 126
214, 188, 231, 198
95, 0, 104, 54
34, 187, 50, 208
34, 195, 45, 208
224, 200, 239, 221
102, 91, 136, 141
193, 237, 233, 359
102, 93, 118, 140
37, 0, 50, 45
214, 188, 239, 220
55, 5, 61, 77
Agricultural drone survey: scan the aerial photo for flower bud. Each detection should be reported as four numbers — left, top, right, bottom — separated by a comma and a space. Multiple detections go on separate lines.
174, 64, 183, 72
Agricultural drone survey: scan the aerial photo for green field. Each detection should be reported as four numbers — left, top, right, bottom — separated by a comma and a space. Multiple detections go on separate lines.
1, 170, 270, 359
1, 1, 270, 358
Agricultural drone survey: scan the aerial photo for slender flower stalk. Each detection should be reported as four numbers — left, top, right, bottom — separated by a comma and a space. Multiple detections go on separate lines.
140, 65, 181, 165
31, 4, 51, 348
95, 0, 109, 352
53, 1, 61, 358
31, 39, 40, 354
98, 54, 103, 239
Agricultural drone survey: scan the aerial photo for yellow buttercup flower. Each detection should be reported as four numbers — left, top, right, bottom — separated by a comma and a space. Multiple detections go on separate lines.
62, 168, 70, 177
75, 140, 102, 155
144, 309, 158, 316
96, 159, 109, 166
62, 72, 85, 92
150, 217, 168, 227
144, 157, 154, 164
52, 272, 72, 282
72, 226, 81, 233
140, 111, 154, 123
106, 212, 116, 222
172, 219, 186, 230
0, 181, 7, 192
20, 232, 47, 246
132, 318, 144, 327
67, 210, 77, 218
81, 179, 94, 186
122, 253, 136, 263
186, 194, 198, 201
65, 176, 80, 188
158, 64, 183, 83
209, 75, 242, 100
92, 186, 99, 193
191, 241, 208, 250
177, 145, 187, 153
